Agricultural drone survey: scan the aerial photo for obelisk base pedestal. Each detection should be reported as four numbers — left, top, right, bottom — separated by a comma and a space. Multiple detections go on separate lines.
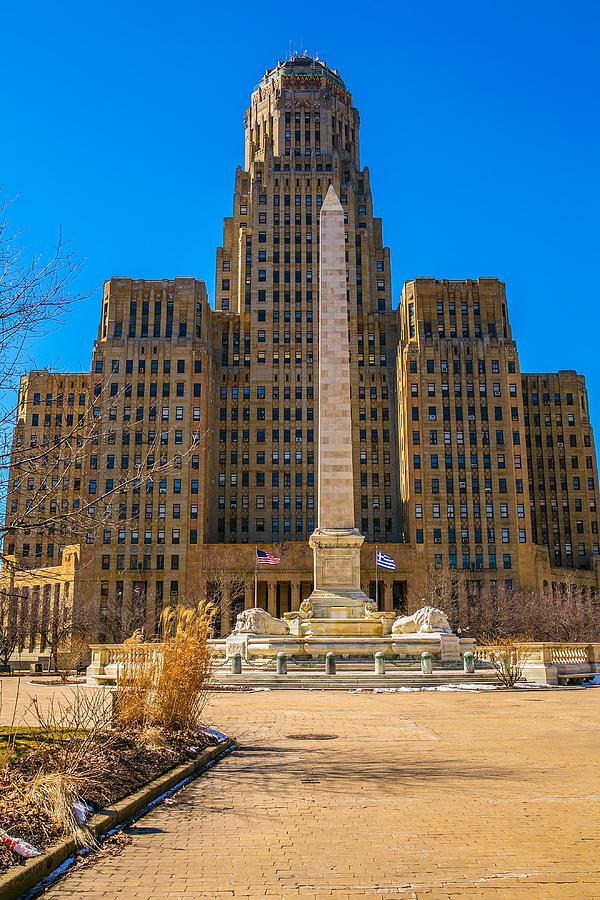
307, 528, 370, 618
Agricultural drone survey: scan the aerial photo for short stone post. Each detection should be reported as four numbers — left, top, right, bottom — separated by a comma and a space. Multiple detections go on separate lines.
230, 653, 242, 675
463, 651, 475, 674
325, 652, 336, 675
374, 652, 385, 675
276, 652, 287, 675
420, 652, 433, 675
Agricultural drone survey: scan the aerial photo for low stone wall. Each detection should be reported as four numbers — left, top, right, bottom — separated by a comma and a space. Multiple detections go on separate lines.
475, 642, 600, 685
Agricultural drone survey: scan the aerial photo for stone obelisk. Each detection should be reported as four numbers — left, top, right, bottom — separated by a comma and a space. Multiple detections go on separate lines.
308, 185, 369, 617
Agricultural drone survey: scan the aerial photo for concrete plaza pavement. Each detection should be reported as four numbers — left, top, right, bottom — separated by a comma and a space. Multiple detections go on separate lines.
2, 679, 600, 898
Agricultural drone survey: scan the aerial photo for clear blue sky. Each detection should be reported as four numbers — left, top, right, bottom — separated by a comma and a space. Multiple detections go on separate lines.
2, 1, 599, 427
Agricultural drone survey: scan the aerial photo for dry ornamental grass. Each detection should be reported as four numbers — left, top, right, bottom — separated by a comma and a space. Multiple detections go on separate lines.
0, 600, 217, 872
114, 600, 215, 735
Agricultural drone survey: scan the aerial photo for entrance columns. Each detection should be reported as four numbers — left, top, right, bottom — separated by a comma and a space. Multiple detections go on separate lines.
291, 579, 301, 612
267, 580, 277, 617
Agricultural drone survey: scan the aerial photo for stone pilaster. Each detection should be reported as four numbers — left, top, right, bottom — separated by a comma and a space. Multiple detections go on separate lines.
267, 580, 277, 618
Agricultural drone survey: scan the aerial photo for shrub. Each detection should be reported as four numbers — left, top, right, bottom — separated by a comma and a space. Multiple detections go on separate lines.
483, 637, 532, 688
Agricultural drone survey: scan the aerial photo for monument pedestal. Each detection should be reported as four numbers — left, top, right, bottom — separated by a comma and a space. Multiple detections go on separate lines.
307, 528, 369, 616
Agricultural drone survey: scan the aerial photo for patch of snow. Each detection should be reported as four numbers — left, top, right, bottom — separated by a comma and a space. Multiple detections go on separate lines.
371, 684, 499, 693
201, 727, 228, 742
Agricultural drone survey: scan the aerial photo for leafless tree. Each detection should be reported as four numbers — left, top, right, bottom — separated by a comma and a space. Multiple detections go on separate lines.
0, 199, 84, 401
35, 588, 93, 674
5, 377, 205, 540
468, 581, 600, 643
200, 548, 254, 636
0, 588, 22, 670
55, 634, 89, 682
97, 579, 152, 644
0, 205, 202, 562
408, 560, 467, 628
0, 197, 86, 547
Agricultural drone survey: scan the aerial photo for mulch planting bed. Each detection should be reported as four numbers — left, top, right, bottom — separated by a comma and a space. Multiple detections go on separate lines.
0, 730, 212, 874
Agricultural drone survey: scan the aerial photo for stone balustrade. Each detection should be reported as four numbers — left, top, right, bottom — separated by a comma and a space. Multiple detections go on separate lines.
86, 642, 165, 684
475, 642, 600, 685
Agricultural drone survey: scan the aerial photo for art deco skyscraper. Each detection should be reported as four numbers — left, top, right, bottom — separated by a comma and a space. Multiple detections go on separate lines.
208, 57, 401, 547
3, 56, 599, 656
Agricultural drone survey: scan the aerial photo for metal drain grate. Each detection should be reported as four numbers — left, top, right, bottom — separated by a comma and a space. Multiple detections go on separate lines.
286, 733, 338, 740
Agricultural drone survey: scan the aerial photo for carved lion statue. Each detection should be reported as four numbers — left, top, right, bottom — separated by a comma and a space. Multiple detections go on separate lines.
391, 605, 452, 635
364, 601, 396, 622
232, 607, 289, 636
364, 600, 384, 620
298, 599, 314, 619
285, 598, 314, 621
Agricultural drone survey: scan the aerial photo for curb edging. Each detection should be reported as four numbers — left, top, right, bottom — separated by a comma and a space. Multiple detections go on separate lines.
0, 736, 235, 900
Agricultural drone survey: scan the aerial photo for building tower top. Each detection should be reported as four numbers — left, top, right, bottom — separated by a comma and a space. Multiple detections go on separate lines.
257, 56, 348, 94
245, 55, 359, 171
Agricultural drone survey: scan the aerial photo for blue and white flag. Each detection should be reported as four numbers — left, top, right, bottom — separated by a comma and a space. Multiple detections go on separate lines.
376, 550, 397, 571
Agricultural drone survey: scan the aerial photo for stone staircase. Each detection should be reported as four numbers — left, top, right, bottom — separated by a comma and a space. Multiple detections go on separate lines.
212, 662, 499, 691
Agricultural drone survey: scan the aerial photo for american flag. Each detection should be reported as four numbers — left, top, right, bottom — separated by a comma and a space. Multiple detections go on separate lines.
256, 548, 281, 566
376, 550, 397, 571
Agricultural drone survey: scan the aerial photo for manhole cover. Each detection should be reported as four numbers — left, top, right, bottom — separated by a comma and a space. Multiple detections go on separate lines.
286, 733, 338, 741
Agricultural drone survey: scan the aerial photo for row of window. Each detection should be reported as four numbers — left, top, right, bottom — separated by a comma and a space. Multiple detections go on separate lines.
217, 517, 314, 534
219, 450, 315, 465
219, 472, 314, 487
523, 391, 576, 406
420, 526, 523, 544
413, 448, 522, 468
216, 427, 393, 445
98, 408, 201, 425
532, 498, 597, 514
98, 382, 202, 398
408, 358, 516, 375
528, 413, 580, 427
218, 496, 314, 510
256, 310, 314, 322
30, 413, 85, 427
415, 502, 522, 520
220, 385, 315, 400
423, 324, 497, 339
95, 358, 198, 375
256, 330, 314, 341
411, 383, 518, 398
97, 527, 197, 545
216, 516, 394, 536
89, 478, 199, 495
413, 476, 524, 495
101, 554, 185, 570
220, 407, 314, 421
31, 392, 86, 406
226, 290, 385, 311
414, 543, 515, 570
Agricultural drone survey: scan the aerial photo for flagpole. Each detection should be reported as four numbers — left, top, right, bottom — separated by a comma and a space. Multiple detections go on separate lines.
375, 545, 379, 610
254, 548, 258, 608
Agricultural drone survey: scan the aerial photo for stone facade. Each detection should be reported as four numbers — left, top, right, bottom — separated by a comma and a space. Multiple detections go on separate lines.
523, 371, 599, 572
3, 56, 600, 643
0, 546, 81, 668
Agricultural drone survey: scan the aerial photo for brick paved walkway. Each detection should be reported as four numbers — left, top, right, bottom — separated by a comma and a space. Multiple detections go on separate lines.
34, 687, 600, 898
